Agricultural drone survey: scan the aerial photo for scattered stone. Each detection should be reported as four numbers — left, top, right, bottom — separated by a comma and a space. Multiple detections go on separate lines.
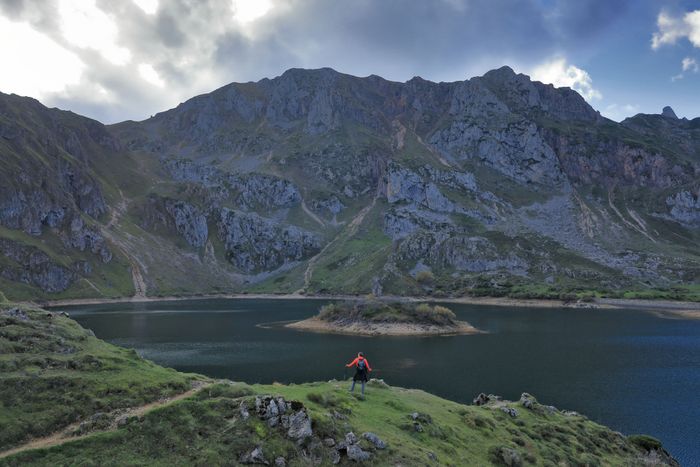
331, 410, 347, 420
323, 437, 336, 447
276, 397, 288, 415
346, 444, 371, 462
491, 446, 522, 467
473, 393, 490, 406
367, 378, 389, 388
240, 446, 269, 465
116, 415, 129, 427
60, 311, 70, 318
239, 401, 250, 420
345, 432, 358, 445
500, 407, 518, 418
330, 449, 341, 464
410, 412, 432, 424
519, 393, 535, 410
4, 307, 29, 321
266, 399, 280, 422
427, 452, 438, 462
287, 409, 313, 440
252, 396, 312, 441
362, 432, 387, 449
274, 457, 286, 467
413, 422, 424, 433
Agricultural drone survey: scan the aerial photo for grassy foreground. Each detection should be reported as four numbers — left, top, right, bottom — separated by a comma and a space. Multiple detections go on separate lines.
0, 305, 198, 452
0, 304, 678, 466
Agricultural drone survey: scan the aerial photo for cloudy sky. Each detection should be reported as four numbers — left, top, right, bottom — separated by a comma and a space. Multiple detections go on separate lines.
1, 0, 699, 123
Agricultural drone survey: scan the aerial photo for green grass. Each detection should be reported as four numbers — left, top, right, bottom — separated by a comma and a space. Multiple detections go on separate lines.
4, 380, 667, 466
318, 300, 459, 326
309, 200, 392, 294
0, 305, 198, 451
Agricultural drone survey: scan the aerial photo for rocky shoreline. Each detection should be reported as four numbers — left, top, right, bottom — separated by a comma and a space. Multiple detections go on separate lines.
286, 315, 480, 336
36, 293, 700, 319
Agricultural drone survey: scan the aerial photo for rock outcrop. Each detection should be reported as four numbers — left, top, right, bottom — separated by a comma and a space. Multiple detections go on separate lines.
165, 200, 208, 248
217, 208, 320, 273
0, 239, 78, 292
666, 189, 700, 226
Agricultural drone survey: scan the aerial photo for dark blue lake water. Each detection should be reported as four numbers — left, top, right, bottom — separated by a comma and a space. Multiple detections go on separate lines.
57, 299, 700, 465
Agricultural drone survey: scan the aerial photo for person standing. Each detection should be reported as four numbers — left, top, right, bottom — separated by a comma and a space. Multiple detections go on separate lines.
346, 352, 372, 397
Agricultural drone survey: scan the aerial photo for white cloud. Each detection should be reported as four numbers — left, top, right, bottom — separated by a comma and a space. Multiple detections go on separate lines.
58, 0, 132, 65
652, 10, 700, 49
232, 0, 273, 24
0, 16, 85, 97
601, 103, 639, 122
133, 0, 159, 15
682, 57, 699, 72
530, 57, 602, 101
138, 63, 165, 87
671, 57, 698, 82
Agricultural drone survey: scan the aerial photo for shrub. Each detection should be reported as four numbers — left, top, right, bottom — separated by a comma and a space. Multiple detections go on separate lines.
628, 434, 662, 451
415, 270, 435, 285
316, 300, 458, 326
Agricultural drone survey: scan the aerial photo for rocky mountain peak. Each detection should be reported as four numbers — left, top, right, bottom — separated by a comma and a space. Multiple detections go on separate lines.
662, 106, 678, 119
482, 65, 517, 80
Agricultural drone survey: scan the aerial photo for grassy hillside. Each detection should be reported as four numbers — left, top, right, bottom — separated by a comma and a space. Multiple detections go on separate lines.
0, 304, 677, 466
0, 305, 198, 451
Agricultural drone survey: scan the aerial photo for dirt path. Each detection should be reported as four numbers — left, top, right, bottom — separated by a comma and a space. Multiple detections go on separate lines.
607, 186, 656, 243
0, 381, 213, 460
415, 133, 454, 169
100, 188, 148, 298
301, 199, 325, 227
298, 195, 378, 292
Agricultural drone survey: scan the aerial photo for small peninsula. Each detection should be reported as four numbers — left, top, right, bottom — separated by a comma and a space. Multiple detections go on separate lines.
287, 300, 481, 336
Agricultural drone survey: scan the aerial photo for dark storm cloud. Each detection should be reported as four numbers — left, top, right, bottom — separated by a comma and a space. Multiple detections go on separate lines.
234, 0, 559, 81
0, 0, 632, 123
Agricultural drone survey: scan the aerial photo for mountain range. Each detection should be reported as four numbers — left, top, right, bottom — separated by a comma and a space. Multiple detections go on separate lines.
0, 66, 698, 301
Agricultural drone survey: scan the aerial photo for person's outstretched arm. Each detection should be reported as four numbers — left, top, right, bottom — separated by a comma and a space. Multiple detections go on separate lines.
346, 357, 358, 367
365, 360, 372, 372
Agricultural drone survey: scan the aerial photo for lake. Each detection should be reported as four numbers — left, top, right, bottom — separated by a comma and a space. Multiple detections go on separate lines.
56, 298, 700, 465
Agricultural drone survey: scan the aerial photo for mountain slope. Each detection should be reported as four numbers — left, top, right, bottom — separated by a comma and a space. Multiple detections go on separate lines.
1, 67, 699, 300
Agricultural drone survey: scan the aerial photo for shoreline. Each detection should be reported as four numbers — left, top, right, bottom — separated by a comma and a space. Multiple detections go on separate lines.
23, 293, 700, 319
286, 316, 481, 336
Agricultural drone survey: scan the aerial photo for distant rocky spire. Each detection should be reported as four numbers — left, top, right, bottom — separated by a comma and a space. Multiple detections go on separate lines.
661, 106, 678, 119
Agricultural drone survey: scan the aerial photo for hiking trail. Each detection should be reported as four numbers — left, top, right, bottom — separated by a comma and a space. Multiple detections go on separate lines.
0, 381, 213, 460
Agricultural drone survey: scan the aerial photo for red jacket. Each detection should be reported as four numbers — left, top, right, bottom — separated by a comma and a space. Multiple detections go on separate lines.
346, 356, 371, 371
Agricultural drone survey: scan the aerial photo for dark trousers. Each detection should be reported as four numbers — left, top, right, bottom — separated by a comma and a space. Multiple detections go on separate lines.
349, 379, 365, 394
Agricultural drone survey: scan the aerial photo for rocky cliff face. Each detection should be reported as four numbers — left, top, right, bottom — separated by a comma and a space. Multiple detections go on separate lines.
0, 93, 122, 296
0, 238, 77, 292
666, 189, 700, 226
2, 69, 699, 298
217, 208, 320, 273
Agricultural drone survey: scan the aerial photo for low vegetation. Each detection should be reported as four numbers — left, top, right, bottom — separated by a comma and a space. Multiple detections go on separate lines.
0, 305, 198, 451
318, 300, 459, 326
